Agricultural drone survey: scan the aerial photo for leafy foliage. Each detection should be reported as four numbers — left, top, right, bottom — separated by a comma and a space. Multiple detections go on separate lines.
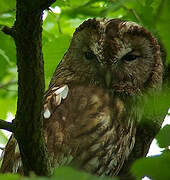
156, 125, 170, 148
0, 167, 117, 180
132, 151, 170, 180
0, 0, 170, 179
131, 122, 170, 180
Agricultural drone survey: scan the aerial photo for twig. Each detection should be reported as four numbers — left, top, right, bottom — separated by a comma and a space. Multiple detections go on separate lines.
1, 25, 16, 38
0, 147, 4, 151
0, 80, 17, 89
0, 8, 16, 15
57, 20, 63, 34
48, 10, 63, 34
0, 119, 14, 133
153, 0, 165, 27
122, 5, 143, 25
130, 9, 143, 26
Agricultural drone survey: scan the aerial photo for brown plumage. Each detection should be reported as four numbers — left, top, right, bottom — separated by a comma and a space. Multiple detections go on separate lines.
0, 18, 163, 177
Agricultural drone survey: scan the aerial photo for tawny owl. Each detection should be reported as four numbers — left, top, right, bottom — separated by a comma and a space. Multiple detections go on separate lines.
0, 18, 163, 177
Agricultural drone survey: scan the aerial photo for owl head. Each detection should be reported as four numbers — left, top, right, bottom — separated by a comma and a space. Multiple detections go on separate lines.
52, 18, 163, 95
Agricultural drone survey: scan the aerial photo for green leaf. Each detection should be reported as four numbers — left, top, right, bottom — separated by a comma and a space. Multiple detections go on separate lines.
0, 31, 16, 80
0, 97, 16, 119
0, 167, 117, 180
69, 0, 89, 7
0, 0, 16, 12
131, 151, 170, 180
0, 31, 16, 64
156, 0, 170, 63
22, 176, 48, 180
53, 167, 117, 180
156, 125, 170, 148
0, 130, 8, 144
0, 49, 11, 65
53, 167, 93, 180
51, 0, 70, 7
0, 173, 19, 180
43, 34, 71, 86
143, 87, 170, 119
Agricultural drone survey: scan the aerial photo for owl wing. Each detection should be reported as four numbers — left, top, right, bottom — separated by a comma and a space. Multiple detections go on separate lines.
0, 85, 69, 174
43, 84, 69, 119
43, 84, 136, 177
0, 135, 23, 174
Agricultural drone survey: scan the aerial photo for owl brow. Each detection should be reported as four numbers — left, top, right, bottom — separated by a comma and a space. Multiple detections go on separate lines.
114, 48, 132, 62
123, 50, 141, 58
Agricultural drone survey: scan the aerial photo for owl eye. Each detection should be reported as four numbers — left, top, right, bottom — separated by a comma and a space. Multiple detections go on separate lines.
122, 54, 140, 62
84, 51, 96, 60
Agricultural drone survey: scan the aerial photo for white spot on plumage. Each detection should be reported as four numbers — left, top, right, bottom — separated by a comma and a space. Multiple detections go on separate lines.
44, 108, 51, 119
61, 85, 69, 99
67, 155, 73, 164
0, 148, 5, 161
13, 159, 22, 173
119, 21, 141, 38
60, 156, 68, 166
51, 87, 58, 91
54, 85, 68, 97
90, 143, 100, 151
121, 21, 140, 30
43, 85, 69, 119
55, 94, 62, 106
109, 158, 117, 167
15, 144, 20, 153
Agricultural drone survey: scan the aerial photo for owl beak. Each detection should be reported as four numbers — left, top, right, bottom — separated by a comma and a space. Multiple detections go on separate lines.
105, 70, 112, 88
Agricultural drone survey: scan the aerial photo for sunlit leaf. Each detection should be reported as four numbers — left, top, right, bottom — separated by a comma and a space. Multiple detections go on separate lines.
0, 130, 8, 144
53, 167, 117, 180
143, 87, 170, 120
156, 0, 170, 62
43, 34, 71, 86
0, 0, 16, 12
131, 151, 170, 180
0, 173, 19, 180
0, 97, 16, 119
156, 125, 170, 148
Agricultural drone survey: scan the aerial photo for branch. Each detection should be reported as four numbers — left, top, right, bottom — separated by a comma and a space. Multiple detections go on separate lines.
1, 26, 16, 38
121, 5, 143, 25
0, 80, 17, 89
0, 147, 4, 151
0, 119, 14, 133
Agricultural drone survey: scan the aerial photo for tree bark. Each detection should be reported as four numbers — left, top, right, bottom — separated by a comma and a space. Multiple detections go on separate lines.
3, 0, 55, 176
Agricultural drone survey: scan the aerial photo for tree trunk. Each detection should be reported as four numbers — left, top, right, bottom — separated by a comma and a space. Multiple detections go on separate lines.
0, 0, 55, 176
